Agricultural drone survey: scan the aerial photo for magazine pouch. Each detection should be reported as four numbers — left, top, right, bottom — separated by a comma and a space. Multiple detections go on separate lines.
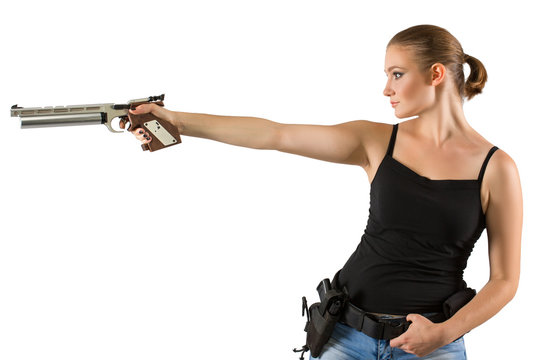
443, 286, 476, 319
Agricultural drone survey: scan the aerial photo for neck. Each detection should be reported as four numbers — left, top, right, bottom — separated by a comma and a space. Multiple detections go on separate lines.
410, 91, 471, 148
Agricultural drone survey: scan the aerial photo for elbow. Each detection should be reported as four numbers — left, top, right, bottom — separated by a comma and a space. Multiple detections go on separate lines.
490, 277, 519, 303
508, 281, 519, 302
505, 283, 518, 304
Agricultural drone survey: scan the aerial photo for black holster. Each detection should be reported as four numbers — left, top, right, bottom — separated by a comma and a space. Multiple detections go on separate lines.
293, 272, 348, 359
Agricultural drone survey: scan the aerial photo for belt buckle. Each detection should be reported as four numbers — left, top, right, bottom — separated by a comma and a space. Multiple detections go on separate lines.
381, 317, 410, 340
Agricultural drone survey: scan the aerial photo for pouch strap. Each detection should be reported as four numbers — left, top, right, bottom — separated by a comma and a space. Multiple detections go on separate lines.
292, 345, 309, 360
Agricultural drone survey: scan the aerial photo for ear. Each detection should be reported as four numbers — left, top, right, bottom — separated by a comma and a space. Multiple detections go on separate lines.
429, 63, 446, 86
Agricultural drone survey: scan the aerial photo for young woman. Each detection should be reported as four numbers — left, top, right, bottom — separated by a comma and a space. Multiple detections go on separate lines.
123, 25, 522, 359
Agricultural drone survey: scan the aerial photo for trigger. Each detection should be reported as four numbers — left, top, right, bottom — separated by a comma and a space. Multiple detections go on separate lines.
119, 116, 131, 130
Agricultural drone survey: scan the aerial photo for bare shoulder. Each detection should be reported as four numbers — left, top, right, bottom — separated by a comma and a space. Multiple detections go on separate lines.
485, 149, 520, 186
484, 148, 522, 209
337, 120, 393, 168
356, 121, 394, 174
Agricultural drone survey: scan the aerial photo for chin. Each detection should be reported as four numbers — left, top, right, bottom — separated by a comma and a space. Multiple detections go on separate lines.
394, 108, 419, 119
394, 111, 412, 119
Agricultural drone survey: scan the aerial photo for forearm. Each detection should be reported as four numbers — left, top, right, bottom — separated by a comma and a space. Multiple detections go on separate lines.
173, 111, 282, 150
440, 279, 518, 343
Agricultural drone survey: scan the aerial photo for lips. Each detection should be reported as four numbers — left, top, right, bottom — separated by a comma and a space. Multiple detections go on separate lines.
391, 101, 399, 107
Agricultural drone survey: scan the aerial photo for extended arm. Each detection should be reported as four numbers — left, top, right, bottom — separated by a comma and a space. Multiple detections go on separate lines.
129, 103, 372, 166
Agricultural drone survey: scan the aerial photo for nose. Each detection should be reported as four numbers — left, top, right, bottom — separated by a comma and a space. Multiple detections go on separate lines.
383, 78, 394, 97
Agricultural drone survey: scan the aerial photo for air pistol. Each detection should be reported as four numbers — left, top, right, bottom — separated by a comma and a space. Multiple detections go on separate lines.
10, 94, 181, 152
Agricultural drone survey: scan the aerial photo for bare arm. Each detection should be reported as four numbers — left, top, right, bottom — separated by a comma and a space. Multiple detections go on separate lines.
273, 120, 371, 166
128, 103, 371, 166
176, 111, 280, 150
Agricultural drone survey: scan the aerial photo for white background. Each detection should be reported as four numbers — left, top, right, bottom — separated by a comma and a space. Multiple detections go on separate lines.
0, 1, 537, 359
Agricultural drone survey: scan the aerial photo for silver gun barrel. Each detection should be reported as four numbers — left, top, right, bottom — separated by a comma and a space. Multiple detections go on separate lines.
20, 113, 104, 128
10, 102, 126, 133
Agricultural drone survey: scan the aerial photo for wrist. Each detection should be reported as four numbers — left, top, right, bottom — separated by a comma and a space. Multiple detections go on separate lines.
172, 111, 186, 134
438, 319, 464, 345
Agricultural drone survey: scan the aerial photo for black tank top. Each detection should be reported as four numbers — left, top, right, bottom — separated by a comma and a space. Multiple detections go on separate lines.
338, 123, 499, 315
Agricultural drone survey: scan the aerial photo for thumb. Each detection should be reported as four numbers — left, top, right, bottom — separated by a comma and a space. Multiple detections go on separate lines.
390, 332, 406, 348
390, 314, 418, 348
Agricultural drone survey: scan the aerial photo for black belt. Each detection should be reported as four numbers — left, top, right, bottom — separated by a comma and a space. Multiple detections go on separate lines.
340, 302, 447, 340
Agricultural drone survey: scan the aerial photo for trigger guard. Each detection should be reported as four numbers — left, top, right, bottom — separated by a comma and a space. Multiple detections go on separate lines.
105, 117, 125, 133
106, 121, 123, 133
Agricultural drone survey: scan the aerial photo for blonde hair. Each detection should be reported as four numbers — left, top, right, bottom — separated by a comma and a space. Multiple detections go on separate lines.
387, 25, 488, 101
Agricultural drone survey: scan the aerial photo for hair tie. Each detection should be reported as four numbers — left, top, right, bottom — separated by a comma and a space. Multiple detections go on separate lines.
463, 54, 471, 63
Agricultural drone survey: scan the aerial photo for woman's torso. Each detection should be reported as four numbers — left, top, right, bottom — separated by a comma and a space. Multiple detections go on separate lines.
337, 120, 498, 314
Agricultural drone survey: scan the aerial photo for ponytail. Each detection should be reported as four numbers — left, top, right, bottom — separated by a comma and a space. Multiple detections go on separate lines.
463, 54, 488, 101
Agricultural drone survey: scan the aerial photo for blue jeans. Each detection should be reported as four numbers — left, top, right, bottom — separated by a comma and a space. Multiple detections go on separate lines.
310, 321, 466, 360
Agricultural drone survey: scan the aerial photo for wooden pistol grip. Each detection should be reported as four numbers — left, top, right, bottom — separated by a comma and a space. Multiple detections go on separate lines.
127, 112, 182, 152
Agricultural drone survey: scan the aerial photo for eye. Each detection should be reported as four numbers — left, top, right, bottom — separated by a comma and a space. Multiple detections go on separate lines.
393, 72, 403, 79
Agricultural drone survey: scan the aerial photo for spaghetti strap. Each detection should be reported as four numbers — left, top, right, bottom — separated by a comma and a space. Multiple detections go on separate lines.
477, 146, 499, 184
386, 123, 399, 157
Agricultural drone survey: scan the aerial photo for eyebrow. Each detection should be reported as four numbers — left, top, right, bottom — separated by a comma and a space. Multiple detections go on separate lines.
384, 66, 406, 73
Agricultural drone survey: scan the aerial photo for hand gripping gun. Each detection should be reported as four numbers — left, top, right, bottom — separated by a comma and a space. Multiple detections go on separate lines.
10, 94, 181, 152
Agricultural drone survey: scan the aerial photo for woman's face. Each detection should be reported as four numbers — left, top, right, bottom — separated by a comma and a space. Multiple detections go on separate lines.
383, 45, 436, 118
